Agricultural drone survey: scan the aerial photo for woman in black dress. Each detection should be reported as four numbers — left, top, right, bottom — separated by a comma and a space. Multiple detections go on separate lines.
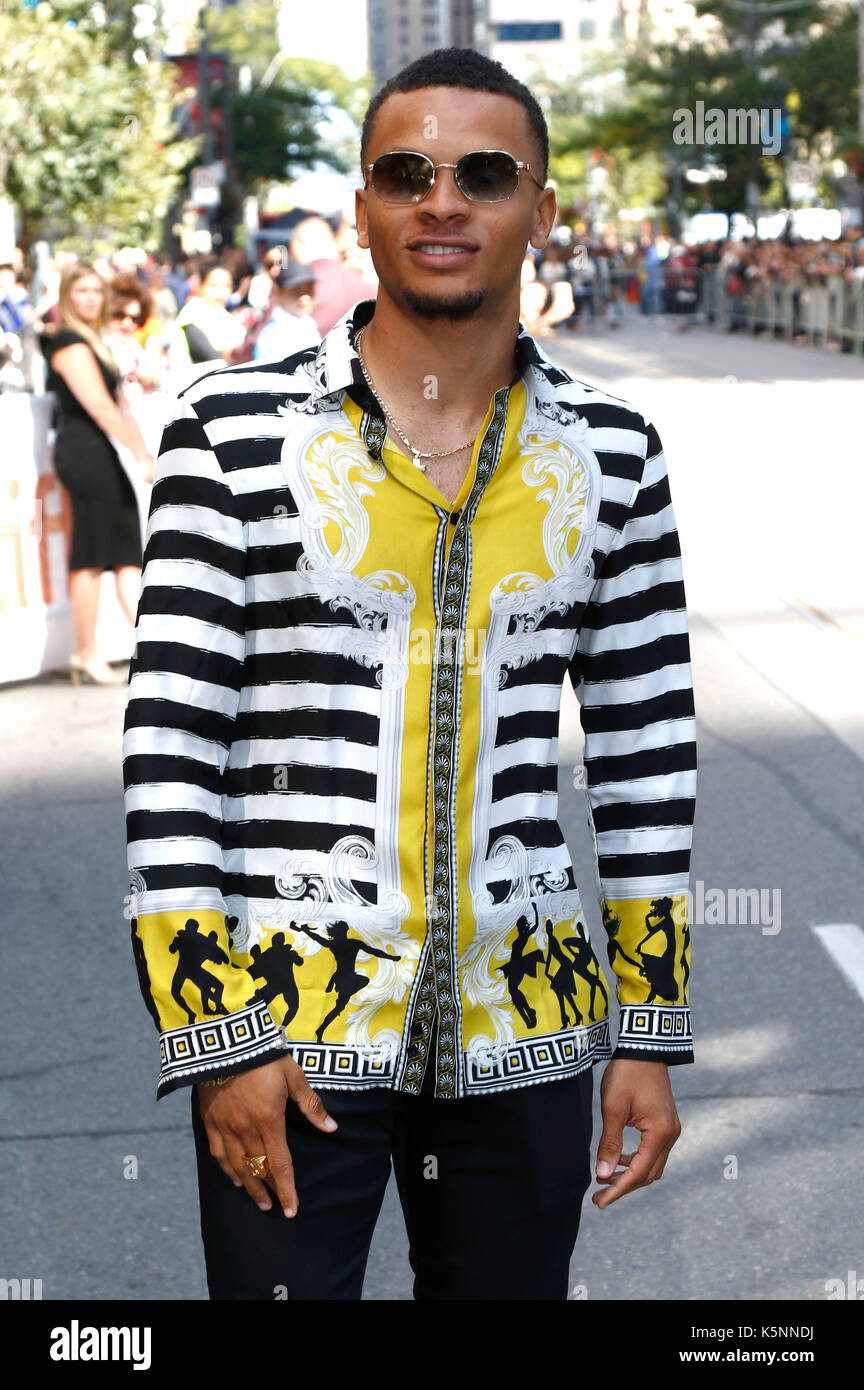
41, 263, 155, 685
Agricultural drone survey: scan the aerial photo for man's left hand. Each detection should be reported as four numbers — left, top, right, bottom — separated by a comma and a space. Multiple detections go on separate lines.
592, 1058, 681, 1208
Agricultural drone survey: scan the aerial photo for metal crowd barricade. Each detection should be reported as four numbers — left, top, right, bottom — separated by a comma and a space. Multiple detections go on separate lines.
698, 266, 720, 322
839, 279, 864, 354
799, 285, 830, 344
706, 268, 864, 351
632, 259, 864, 352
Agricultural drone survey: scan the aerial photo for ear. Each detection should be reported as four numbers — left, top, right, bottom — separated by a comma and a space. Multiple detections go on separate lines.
529, 186, 558, 251
355, 186, 369, 251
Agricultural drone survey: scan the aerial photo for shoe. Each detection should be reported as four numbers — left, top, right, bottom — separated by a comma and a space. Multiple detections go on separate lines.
68, 652, 125, 686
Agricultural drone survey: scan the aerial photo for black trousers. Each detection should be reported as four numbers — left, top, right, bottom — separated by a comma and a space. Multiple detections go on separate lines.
191, 1048, 594, 1301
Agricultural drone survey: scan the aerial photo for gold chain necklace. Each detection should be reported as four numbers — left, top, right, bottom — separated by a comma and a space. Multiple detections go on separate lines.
354, 325, 476, 474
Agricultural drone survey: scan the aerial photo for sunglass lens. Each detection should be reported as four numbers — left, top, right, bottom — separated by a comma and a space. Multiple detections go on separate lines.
457, 152, 519, 202
371, 152, 434, 203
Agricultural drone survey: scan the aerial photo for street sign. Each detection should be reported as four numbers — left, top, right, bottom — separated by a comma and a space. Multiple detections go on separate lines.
190, 165, 220, 208
787, 160, 817, 186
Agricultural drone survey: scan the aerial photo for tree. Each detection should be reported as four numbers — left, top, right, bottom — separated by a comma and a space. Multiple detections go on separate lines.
27, 0, 167, 62
203, 0, 371, 189
579, 1, 859, 216
0, 7, 199, 251
538, 0, 861, 219
532, 58, 667, 229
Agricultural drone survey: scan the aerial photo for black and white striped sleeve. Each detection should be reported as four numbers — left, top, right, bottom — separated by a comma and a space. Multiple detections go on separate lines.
122, 394, 287, 1096
569, 420, 696, 1063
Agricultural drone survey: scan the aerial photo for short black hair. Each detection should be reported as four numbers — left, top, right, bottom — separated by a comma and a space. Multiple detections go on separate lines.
197, 255, 233, 287
361, 47, 548, 184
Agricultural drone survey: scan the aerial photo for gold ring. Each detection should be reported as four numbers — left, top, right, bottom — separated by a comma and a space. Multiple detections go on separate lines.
242, 1153, 270, 1179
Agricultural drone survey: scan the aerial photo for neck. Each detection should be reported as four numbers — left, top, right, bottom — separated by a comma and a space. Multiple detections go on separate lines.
357, 285, 521, 422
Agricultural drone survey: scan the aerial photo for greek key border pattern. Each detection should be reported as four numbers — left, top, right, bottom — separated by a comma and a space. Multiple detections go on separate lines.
617, 1004, 693, 1051
463, 1019, 611, 1091
158, 1002, 287, 1092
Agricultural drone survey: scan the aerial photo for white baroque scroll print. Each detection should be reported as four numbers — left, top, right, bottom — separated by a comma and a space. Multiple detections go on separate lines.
279, 416, 415, 688
478, 425, 599, 692
263, 838, 417, 1061
298, 430, 382, 571
278, 411, 416, 981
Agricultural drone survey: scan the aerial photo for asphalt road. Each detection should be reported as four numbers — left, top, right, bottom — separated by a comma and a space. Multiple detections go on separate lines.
2, 313, 862, 1301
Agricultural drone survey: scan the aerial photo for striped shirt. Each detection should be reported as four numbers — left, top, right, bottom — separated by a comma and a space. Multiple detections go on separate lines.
123, 297, 696, 1100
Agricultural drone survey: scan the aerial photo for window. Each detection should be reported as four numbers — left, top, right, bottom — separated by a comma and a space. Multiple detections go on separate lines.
579, 18, 596, 39
495, 22, 563, 41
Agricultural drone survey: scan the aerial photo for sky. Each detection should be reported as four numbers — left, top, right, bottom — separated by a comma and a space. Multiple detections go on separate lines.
278, 0, 370, 80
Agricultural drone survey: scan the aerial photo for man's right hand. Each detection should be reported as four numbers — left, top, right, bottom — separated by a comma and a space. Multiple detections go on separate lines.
197, 1055, 337, 1217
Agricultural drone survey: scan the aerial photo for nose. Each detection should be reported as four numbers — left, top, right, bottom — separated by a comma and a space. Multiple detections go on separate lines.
419, 164, 469, 217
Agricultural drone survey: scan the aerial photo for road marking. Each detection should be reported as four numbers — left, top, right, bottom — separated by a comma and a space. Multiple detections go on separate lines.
812, 924, 864, 1003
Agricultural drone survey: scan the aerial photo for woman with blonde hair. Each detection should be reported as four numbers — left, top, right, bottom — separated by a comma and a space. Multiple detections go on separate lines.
40, 262, 155, 685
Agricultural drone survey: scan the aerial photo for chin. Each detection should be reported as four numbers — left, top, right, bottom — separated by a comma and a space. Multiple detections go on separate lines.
403, 287, 486, 320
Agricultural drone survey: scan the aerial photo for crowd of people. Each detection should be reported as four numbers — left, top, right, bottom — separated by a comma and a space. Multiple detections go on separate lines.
3, 220, 863, 400
2, 212, 862, 683
1, 211, 378, 684
517, 224, 864, 345
0, 211, 379, 397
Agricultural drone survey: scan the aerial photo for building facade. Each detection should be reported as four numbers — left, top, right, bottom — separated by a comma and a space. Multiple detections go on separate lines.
367, 0, 491, 87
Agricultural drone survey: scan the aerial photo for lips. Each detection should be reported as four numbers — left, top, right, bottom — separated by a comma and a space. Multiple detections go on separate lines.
407, 239, 478, 268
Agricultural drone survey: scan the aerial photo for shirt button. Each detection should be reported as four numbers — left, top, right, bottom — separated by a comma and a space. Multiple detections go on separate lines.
449, 509, 460, 524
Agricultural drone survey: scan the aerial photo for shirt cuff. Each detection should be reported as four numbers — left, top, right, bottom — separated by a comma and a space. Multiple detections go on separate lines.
612, 1002, 693, 1064
156, 1001, 289, 1100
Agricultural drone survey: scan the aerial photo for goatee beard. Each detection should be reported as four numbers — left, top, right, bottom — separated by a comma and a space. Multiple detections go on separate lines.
403, 287, 485, 320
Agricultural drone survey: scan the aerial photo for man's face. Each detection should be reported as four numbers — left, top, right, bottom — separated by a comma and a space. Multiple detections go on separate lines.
355, 87, 556, 321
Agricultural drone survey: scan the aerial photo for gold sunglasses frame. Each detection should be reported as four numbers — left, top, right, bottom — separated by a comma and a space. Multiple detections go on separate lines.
363, 149, 546, 204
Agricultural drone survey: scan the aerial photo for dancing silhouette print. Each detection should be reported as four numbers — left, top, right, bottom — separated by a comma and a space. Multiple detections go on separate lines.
602, 904, 642, 973
497, 909, 544, 1028
295, 921, 402, 1042
168, 919, 230, 1023
543, 918, 583, 1028
248, 932, 305, 1026
636, 897, 679, 1003
544, 917, 608, 1028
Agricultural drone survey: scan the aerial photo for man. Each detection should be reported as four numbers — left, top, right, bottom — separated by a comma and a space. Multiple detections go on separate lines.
289, 213, 378, 335
123, 47, 696, 1301
253, 258, 320, 361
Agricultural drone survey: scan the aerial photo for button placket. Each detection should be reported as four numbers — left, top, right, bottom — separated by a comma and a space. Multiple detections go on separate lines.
426, 387, 510, 1098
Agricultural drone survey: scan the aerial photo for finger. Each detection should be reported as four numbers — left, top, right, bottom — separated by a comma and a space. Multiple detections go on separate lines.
592, 1138, 664, 1208
638, 1115, 682, 1188
594, 1150, 638, 1183
257, 1115, 299, 1218
595, 1106, 627, 1180
225, 1131, 275, 1212
286, 1070, 338, 1134
641, 1137, 678, 1186
202, 1118, 246, 1189
594, 1128, 677, 1206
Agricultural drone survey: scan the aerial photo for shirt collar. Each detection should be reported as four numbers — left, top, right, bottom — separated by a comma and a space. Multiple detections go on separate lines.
306, 297, 566, 416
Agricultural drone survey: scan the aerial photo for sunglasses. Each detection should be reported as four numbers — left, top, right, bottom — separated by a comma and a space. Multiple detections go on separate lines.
112, 309, 142, 324
363, 149, 545, 205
